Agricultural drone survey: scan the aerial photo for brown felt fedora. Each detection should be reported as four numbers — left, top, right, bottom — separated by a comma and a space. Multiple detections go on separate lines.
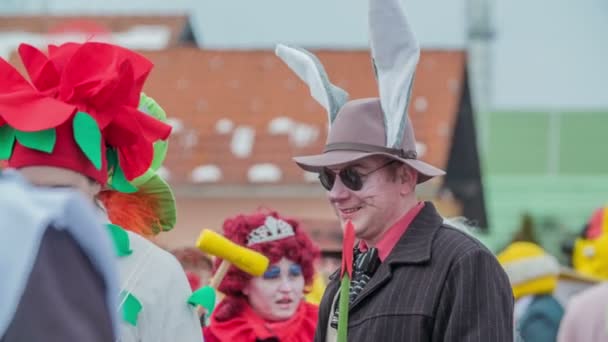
293, 98, 444, 184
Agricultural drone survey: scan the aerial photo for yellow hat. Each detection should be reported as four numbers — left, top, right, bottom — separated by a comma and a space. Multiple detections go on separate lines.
497, 242, 560, 300
305, 272, 326, 305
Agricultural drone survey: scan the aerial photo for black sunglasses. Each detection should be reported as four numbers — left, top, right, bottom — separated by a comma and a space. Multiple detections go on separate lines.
318, 160, 398, 191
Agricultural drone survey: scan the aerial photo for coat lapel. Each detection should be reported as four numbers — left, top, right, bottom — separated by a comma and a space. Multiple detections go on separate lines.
349, 202, 444, 310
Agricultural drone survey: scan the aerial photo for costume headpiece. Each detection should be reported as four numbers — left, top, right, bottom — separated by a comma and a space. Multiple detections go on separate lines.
99, 93, 176, 235
247, 215, 295, 246
0, 42, 171, 188
572, 206, 608, 280
275, 0, 444, 183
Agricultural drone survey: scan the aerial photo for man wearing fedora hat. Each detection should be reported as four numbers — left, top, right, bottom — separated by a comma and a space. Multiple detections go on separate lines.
276, 0, 513, 340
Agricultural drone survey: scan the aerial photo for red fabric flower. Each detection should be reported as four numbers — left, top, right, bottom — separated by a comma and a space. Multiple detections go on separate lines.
0, 42, 171, 182
340, 220, 355, 278
0, 57, 75, 132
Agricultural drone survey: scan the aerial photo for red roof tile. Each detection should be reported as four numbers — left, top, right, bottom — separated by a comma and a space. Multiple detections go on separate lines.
0, 15, 189, 46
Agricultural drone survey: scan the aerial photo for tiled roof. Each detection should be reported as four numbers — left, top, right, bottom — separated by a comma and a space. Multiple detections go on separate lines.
138, 48, 466, 185
0, 15, 188, 46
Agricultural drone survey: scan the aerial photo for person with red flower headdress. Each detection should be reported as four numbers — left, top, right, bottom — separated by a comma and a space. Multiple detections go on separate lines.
203, 211, 321, 342
97, 93, 204, 340
0, 42, 202, 342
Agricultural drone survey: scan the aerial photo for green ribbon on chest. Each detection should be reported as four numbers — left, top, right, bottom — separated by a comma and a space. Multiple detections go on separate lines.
106, 223, 142, 326
107, 223, 133, 257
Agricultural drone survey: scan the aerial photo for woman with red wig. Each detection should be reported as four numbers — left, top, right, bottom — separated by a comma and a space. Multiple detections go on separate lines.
204, 211, 321, 342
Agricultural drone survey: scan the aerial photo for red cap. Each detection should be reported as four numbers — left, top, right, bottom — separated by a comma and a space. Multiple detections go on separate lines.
0, 42, 171, 185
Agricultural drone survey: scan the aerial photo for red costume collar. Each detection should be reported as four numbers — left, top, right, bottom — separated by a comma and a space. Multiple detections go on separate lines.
359, 202, 425, 261
205, 300, 318, 342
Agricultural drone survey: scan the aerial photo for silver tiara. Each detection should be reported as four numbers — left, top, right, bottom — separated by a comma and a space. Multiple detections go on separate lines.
247, 216, 295, 246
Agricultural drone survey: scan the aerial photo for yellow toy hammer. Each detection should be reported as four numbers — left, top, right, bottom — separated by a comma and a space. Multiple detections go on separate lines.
188, 229, 269, 321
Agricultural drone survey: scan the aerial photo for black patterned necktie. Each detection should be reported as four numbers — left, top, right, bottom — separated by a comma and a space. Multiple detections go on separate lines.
330, 247, 381, 328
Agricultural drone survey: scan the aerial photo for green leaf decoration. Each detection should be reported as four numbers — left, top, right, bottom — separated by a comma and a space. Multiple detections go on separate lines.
15, 128, 56, 153
337, 275, 350, 342
0, 125, 16, 160
121, 291, 142, 326
73, 111, 102, 170
106, 223, 132, 257
188, 285, 217, 314
111, 164, 138, 193
134, 94, 169, 185
107, 148, 138, 193
107, 148, 118, 170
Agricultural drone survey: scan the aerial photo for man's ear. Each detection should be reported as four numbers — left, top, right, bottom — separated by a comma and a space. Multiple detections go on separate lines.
399, 166, 417, 194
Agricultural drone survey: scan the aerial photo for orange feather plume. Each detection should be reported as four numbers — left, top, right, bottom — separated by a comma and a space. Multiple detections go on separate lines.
98, 190, 161, 238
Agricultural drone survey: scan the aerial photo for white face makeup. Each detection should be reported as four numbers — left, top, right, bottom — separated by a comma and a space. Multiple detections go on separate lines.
244, 257, 305, 322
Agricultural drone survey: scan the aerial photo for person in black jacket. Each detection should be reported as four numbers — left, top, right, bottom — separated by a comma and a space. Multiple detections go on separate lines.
274, 0, 514, 340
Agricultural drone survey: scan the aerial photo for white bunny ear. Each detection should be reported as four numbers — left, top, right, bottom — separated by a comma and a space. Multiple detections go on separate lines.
275, 44, 349, 124
370, 0, 420, 148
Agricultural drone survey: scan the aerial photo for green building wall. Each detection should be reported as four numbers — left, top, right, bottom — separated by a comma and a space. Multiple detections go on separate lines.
472, 110, 608, 260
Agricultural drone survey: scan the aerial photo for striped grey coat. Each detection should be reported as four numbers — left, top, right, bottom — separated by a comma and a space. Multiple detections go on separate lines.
315, 202, 514, 342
